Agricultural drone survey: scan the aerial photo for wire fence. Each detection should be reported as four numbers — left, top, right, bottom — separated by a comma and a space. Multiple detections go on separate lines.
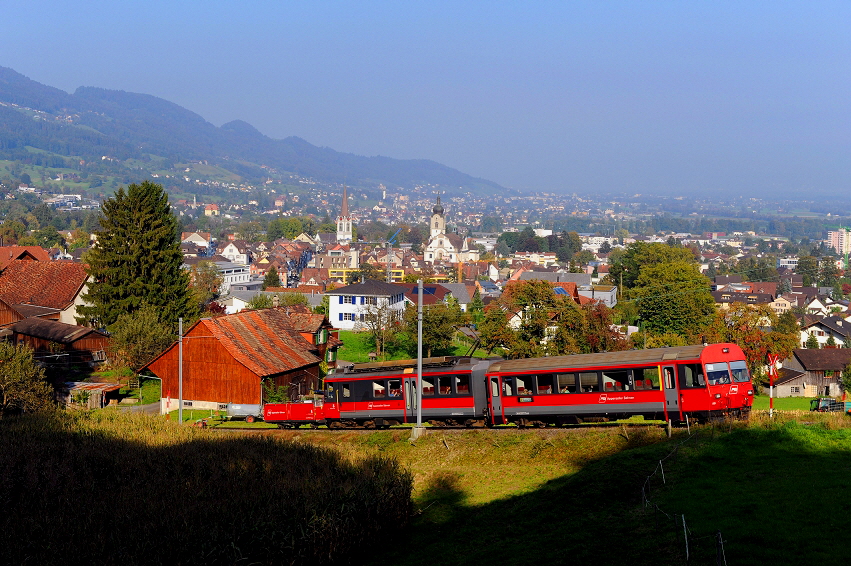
640, 425, 729, 565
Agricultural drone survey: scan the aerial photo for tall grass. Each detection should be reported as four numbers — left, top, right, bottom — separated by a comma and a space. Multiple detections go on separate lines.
0, 411, 412, 566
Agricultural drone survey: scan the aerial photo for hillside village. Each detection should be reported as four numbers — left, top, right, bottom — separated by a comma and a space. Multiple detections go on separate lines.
2, 184, 851, 412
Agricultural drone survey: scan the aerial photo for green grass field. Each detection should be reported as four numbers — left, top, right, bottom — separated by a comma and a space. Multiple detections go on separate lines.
752, 395, 829, 411
266, 413, 851, 566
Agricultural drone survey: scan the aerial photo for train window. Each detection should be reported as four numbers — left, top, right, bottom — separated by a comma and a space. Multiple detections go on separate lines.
455, 375, 471, 394
663, 367, 675, 389
422, 377, 435, 395
537, 374, 554, 394
372, 381, 387, 398
602, 370, 629, 391
556, 373, 576, 393
579, 372, 600, 393
729, 361, 751, 383
438, 376, 452, 395
678, 364, 705, 388
388, 379, 402, 398
503, 377, 514, 396
705, 363, 731, 385
491, 377, 500, 397
515, 376, 533, 395
633, 367, 659, 389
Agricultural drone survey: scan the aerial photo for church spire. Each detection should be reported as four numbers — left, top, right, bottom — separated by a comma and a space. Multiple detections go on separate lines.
336, 185, 352, 243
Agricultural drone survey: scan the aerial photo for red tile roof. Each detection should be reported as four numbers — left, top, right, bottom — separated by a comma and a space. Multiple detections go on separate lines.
192, 308, 320, 377
0, 260, 88, 310
0, 246, 50, 269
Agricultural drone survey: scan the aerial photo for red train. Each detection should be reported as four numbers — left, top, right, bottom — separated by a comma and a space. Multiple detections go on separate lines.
263, 343, 754, 428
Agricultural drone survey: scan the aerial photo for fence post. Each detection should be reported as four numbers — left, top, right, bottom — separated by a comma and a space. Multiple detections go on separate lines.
715, 531, 725, 566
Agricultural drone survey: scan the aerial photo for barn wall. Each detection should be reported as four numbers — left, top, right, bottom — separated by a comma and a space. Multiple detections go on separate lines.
149, 335, 263, 405
0, 301, 22, 327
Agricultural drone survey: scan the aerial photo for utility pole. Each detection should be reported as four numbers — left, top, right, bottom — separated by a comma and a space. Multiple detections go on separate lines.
411, 279, 426, 440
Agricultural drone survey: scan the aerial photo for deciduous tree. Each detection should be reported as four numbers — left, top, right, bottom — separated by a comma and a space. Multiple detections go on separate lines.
0, 342, 53, 416
108, 304, 177, 370
632, 260, 715, 338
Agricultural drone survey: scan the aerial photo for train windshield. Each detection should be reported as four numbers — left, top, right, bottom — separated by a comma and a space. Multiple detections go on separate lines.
729, 361, 751, 383
705, 362, 731, 385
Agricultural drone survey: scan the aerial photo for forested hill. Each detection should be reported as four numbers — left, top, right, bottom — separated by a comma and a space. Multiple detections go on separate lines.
0, 66, 506, 195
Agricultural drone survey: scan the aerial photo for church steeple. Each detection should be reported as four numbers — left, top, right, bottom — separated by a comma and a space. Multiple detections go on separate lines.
336, 186, 352, 243
430, 194, 446, 238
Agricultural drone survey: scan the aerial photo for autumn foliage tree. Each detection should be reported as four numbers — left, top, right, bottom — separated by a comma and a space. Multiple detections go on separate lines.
704, 303, 799, 378
479, 280, 629, 359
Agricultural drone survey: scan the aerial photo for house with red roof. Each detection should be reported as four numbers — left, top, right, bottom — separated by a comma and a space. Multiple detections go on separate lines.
141, 307, 328, 412
0, 260, 89, 325
0, 245, 50, 269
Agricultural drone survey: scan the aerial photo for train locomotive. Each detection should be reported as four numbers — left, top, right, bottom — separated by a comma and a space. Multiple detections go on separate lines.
263, 343, 754, 428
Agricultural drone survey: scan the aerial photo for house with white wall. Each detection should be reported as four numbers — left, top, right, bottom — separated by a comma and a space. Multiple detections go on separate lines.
324, 279, 406, 330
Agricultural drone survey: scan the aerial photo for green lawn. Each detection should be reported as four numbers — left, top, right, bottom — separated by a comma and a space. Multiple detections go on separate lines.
752, 395, 820, 411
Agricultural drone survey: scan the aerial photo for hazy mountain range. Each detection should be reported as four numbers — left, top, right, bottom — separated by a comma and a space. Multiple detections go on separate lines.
0, 66, 507, 195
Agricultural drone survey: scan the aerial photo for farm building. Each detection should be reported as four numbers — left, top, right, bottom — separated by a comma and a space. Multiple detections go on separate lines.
0, 260, 90, 325
774, 348, 851, 397
7, 318, 110, 366
141, 307, 331, 413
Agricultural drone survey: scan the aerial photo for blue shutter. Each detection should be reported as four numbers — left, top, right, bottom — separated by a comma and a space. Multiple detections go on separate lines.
339, 313, 343, 321
360, 296, 365, 305
339, 296, 343, 304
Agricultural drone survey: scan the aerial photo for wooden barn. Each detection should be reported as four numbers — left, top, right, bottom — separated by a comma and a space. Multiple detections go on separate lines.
0, 297, 60, 328
8, 318, 110, 366
141, 308, 325, 413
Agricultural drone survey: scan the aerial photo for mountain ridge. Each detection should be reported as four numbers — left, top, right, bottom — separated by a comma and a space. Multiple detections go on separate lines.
0, 66, 508, 196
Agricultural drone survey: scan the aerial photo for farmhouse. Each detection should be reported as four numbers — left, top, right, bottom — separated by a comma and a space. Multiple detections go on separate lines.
775, 348, 851, 397
141, 307, 325, 413
0, 260, 89, 325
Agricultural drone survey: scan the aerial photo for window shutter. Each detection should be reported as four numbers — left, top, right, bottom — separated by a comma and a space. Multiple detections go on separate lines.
339, 296, 343, 304
339, 313, 343, 321
360, 296, 365, 305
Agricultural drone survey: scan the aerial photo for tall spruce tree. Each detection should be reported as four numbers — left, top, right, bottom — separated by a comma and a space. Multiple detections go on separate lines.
77, 181, 196, 329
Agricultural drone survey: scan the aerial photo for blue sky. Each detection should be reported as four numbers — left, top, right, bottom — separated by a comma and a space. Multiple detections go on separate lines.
4, 1, 850, 197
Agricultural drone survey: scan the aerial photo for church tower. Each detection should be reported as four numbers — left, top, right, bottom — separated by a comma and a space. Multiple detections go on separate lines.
336, 186, 352, 243
430, 195, 446, 238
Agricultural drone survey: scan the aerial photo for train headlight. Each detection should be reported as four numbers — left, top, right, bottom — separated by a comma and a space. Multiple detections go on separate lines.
714, 393, 721, 399
747, 390, 753, 396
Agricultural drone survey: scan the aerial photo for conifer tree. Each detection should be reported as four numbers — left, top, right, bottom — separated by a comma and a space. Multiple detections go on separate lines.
77, 181, 196, 329
262, 266, 281, 290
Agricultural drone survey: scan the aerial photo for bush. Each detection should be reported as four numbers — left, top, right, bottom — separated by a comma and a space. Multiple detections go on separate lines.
0, 412, 413, 565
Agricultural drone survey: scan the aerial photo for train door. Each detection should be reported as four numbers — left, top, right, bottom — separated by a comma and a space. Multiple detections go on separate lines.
487, 376, 504, 425
404, 377, 417, 423
662, 364, 681, 420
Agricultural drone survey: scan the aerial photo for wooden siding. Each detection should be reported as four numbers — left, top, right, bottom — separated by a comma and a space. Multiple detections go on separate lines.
147, 325, 321, 405
13, 332, 109, 363
0, 299, 22, 327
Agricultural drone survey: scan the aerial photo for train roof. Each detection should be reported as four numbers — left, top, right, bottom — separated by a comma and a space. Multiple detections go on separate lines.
487, 344, 731, 374
334, 356, 481, 377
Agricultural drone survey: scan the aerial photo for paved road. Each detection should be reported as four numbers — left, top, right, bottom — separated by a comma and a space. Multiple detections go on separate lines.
119, 402, 161, 415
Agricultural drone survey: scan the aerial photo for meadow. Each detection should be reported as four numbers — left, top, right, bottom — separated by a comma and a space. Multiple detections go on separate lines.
5, 406, 851, 565
0, 411, 411, 566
